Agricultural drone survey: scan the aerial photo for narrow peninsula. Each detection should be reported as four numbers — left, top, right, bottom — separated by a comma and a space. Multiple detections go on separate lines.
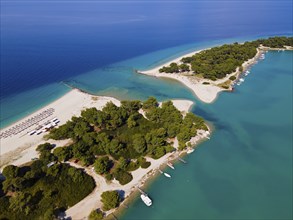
138, 36, 293, 103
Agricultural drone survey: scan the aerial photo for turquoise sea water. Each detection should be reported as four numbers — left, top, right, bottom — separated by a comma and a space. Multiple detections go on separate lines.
122, 51, 293, 219
1, 1, 292, 219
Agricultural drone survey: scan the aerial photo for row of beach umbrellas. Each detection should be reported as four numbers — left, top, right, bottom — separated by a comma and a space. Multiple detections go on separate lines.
0, 108, 55, 139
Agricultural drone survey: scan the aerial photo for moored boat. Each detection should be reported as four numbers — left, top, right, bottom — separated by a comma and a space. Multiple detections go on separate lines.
187, 149, 194, 154
164, 173, 171, 178
167, 162, 175, 169
140, 194, 152, 206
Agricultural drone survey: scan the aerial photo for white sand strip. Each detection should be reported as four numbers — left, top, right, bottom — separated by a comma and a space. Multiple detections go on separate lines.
0, 89, 120, 168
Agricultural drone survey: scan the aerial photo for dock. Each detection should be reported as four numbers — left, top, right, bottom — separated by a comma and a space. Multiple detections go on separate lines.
167, 162, 175, 170
137, 187, 147, 196
178, 157, 187, 164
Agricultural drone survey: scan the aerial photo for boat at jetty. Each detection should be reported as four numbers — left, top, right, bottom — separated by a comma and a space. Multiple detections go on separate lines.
158, 169, 171, 178
137, 187, 152, 207
167, 162, 175, 169
187, 149, 194, 154
140, 194, 152, 207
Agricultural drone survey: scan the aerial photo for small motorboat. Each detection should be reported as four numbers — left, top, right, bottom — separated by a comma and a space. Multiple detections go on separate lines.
164, 173, 171, 178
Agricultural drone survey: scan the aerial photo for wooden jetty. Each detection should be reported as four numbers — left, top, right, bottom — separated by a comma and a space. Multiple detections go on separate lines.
167, 162, 175, 170
137, 187, 147, 196
178, 157, 187, 164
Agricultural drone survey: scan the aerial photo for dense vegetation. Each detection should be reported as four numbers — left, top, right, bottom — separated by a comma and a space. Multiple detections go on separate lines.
159, 36, 293, 80
255, 36, 293, 48
0, 155, 95, 219
47, 98, 207, 185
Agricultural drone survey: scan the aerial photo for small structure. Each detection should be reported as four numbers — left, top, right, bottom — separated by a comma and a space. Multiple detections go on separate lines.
47, 161, 56, 168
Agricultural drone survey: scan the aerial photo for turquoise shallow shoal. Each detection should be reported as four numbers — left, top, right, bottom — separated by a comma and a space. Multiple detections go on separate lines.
122, 51, 293, 220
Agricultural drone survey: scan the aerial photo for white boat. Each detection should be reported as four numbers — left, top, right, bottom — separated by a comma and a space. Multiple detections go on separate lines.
164, 173, 171, 178
140, 194, 152, 206
237, 82, 241, 86
239, 78, 245, 82
187, 149, 194, 154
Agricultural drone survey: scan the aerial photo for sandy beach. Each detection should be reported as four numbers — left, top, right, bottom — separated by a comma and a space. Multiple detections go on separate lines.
0, 89, 121, 168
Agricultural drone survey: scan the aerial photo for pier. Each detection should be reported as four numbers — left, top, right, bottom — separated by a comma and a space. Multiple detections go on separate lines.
178, 157, 187, 164
137, 187, 147, 196
167, 162, 175, 170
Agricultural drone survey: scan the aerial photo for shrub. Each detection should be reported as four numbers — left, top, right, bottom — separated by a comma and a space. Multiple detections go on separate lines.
101, 191, 121, 211
105, 173, 113, 181
36, 143, 54, 153
94, 156, 112, 175
229, 76, 236, 80
140, 161, 151, 169
113, 169, 133, 185
88, 209, 104, 220
126, 161, 140, 172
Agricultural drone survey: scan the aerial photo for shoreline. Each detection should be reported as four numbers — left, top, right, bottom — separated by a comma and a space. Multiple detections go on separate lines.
0, 87, 204, 220
0, 86, 208, 220
0, 89, 121, 168
0, 89, 195, 169
110, 125, 212, 220
65, 125, 211, 220
137, 45, 293, 103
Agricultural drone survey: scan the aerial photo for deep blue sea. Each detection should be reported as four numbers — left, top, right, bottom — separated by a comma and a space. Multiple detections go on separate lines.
1, 0, 292, 128
1, 1, 292, 219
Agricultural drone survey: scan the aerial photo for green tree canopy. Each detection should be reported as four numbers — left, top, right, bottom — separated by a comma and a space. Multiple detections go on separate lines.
88, 209, 104, 220
142, 97, 158, 110
101, 190, 121, 211
94, 156, 112, 175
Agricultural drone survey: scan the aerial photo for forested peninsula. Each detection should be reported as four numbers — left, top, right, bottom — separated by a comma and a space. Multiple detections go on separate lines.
138, 36, 293, 103
159, 36, 293, 80
0, 97, 208, 219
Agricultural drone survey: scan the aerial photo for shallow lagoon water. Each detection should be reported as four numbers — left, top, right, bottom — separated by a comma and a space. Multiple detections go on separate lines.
122, 51, 292, 219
